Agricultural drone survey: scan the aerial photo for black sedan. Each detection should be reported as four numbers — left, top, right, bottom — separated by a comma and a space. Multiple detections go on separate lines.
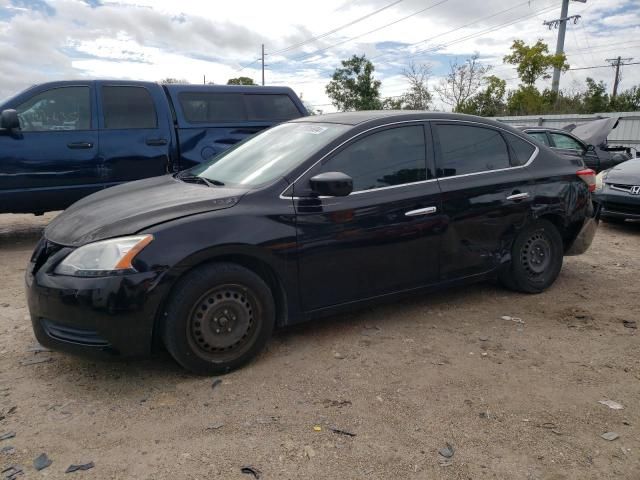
518, 124, 632, 173
595, 159, 640, 221
26, 112, 598, 374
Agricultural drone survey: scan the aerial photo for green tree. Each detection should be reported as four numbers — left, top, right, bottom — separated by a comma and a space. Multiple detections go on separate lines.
580, 78, 610, 113
458, 75, 506, 116
434, 54, 490, 112
506, 85, 544, 115
503, 39, 568, 87
160, 78, 189, 84
382, 97, 404, 109
611, 85, 640, 111
325, 55, 382, 111
227, 76, 256, 85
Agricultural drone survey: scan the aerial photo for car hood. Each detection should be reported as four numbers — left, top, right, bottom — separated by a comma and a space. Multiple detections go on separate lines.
565, 117, 619, 146
45, 175, 246, 247
604, 159, 640, 184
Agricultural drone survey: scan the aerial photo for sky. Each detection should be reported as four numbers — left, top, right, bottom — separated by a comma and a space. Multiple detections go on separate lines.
0, 0, 639, 111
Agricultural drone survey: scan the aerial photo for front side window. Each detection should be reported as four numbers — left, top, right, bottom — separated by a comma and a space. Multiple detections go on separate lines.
550, 132, 583, 151
102, 86, 157, 129
435, 124, 510, 177
16, 86, 91, 132
319, 125, 427, 192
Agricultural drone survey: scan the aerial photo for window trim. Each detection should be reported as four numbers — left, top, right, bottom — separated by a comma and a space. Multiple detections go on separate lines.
281, 119, 538, 199
15, 85, 94, 132
101, 85, 159, 130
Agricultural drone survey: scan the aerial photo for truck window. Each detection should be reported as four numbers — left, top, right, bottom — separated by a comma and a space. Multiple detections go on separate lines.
16, 86, 91, 131
102, 86, 157, 129
179, 93, 245, 123
245, 94, 301, 121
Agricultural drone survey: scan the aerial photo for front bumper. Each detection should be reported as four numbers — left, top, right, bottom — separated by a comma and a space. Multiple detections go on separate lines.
25, 240, 168, 358
595, 188, 640, 221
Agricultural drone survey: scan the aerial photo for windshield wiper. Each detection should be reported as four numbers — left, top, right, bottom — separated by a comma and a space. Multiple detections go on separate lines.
175, 172, 224, 187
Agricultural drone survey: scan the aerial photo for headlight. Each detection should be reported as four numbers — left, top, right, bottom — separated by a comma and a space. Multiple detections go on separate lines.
54, 235, 153, 276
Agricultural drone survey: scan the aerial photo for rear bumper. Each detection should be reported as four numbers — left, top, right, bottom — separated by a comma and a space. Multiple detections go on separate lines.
565, 202, 600, 256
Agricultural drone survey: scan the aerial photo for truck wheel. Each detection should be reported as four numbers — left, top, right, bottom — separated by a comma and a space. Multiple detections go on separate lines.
499, 220, 563, 294
162, 262, 275, 375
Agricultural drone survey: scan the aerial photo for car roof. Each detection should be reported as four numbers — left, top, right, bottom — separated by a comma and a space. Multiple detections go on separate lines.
163, 84, 297, 95
517, 126, 571, 134
289, 110, 516, 129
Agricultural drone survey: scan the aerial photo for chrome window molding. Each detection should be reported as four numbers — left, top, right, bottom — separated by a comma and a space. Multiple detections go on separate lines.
279, 118, 539, 200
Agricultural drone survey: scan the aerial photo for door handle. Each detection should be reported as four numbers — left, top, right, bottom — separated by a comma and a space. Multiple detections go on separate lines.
67, 142, 93, 149
405, 206, 437, 217
506, 192, 530, 201
146, 138, 168, 146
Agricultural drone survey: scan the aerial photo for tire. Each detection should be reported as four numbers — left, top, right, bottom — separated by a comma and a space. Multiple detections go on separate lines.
498, 220, 564, 294
162, 262, 275, 375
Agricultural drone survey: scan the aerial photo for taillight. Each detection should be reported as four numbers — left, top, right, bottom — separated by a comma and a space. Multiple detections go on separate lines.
576, 168, 596, 192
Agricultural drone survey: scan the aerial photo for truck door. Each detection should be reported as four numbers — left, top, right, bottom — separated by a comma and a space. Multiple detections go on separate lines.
0, 84, 101, 214
97, 83, 172, 186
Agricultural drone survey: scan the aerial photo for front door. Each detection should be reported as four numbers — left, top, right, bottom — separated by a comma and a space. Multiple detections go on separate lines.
294, 123, 443, 312
0, 84, 100, 213
432, 122, 537, 280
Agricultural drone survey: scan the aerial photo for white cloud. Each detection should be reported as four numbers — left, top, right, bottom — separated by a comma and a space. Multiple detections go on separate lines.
0, 0, 639, 111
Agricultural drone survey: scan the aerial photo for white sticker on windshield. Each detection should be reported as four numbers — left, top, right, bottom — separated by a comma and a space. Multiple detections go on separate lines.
298, 125, 328, 135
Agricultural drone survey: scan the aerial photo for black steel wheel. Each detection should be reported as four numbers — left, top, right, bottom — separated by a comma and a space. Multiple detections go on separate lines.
499, 219, 563, 294
162, 263, 275, 375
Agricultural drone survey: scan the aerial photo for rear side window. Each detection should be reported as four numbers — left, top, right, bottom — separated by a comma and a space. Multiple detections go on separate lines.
16, 86, 91, 131
179, 92, 245, 123
102, 86, 157, 129
526, 131, 550, 145
245, 94, 301, 121
505, 133, 536, 166
435, 124, 510, 177
320, 125, 427, 192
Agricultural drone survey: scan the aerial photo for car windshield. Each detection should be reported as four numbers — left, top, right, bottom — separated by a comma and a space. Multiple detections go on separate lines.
189, 122, 350, 187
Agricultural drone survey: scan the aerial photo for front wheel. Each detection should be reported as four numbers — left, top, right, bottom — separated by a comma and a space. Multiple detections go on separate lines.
162, 263, 275, 375
499, 220, 564, 294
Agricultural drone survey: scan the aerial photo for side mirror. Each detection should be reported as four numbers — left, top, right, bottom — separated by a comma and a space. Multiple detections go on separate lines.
586, 144, 596, 153
0, 109, 20, 130
309, 171, 353, 197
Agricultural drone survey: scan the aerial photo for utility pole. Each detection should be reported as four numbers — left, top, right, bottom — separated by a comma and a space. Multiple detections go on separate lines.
544, 0, 584, 93
261, 44, 265, 86
606, 56, 633, 99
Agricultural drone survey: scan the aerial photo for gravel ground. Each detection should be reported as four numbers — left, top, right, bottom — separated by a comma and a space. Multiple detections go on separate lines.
0, 212, 638, 479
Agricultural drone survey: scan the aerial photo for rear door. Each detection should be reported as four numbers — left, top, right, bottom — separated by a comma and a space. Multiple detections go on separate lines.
294, 122, 443, 311
433, 122, 537, 280
97, 83, 172, 186
0, 84, 100, 213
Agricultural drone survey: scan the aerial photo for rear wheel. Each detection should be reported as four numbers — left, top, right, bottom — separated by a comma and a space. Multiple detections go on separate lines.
499, 220, 563, 293
162, 263, 275, 375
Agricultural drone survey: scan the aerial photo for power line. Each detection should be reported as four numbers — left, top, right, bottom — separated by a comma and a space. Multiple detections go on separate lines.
370, 0, 556, 63
268, 0, 403, 56
290, 0, 449, 63
378, 3, 559, 66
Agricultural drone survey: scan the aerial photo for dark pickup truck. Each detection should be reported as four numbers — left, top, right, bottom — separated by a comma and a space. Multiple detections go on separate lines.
0, 80, 307, 214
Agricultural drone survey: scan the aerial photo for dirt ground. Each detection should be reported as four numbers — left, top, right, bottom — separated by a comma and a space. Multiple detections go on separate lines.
0, 212, 638, 480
